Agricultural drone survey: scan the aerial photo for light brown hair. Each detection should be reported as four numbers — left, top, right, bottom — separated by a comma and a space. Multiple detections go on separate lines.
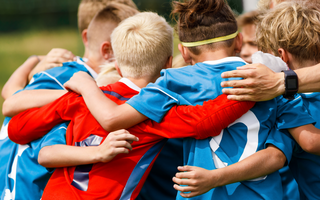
77, 0, 137, 33
256, 1, 320, 63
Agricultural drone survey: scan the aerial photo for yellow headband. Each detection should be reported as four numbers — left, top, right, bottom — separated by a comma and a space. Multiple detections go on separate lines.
181, 31, 239, 47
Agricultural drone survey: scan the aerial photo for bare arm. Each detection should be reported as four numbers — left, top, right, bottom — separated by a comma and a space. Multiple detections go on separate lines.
2, 89, 67, 117
221, 63, 320, 101
288, 124, 320, 155
173, 144, 286, 198
1, 55, 40, 100
38, 129, 139, 168
64, 71, 147, 132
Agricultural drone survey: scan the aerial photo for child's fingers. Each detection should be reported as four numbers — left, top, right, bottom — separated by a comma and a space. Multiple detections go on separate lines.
111, 140, 133, 151
177, 165, 193, 172
112, 147, 130, 155
172, 176, 193, 186
111, 129, 139, 142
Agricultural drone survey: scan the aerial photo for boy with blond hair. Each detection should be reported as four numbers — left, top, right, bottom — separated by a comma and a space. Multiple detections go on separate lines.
7, 12, 253, 199
256, 2, 320, 199
0, 3, 138, 199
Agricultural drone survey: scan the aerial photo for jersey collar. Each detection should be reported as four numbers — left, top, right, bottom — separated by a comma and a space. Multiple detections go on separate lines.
202, 57, 247, 65
76, 56, 98, 79
119, 78, 141, 92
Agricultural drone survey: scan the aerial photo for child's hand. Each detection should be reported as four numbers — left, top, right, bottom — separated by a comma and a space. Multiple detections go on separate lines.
64, 71, 96, 94
96, 129, 139, 163
173, 165, 219, 198
29, 48, 75, 81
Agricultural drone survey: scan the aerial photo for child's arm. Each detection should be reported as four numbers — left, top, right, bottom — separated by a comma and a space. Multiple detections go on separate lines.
288, 124, 320, 155
64, 71, 255, 134
1, 55, 41, 100
133, 94, 255, 139
3, 89, 67, 117
38, 129, 139, 168
64, 71, 147, 131
173, 144, 286, 198
8, 92, 78, 144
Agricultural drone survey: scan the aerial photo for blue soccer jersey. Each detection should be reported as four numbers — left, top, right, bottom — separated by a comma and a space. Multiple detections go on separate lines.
284, 92, 320, 200
0, 57, 97, 200
126, 57, 315, 200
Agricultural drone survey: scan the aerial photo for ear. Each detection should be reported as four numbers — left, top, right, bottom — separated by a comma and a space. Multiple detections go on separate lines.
278, 48, 289, 64
164, 56, 173, 69
100, 41, 114, 61
115, 61, 123, 77
234, 33, 243, 54
178, 44, 192, 64
81, 29, 88, 47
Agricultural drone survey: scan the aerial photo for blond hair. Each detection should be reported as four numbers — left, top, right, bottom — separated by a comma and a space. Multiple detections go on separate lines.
96, 63, 121, 86
77, 0, 137, 33
87, 3, 139, 54
111, 12, 173, 79
256, 1, 320, 63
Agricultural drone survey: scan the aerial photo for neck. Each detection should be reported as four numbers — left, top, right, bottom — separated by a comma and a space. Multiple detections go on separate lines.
126, 75, 159, 89
288, 58, 318, 70
190, 48, 236, 65
85, 59, 102, 74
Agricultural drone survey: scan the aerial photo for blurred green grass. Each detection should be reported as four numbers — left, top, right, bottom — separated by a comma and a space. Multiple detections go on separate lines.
0, 29, 84, 123
0, 28, 181, 123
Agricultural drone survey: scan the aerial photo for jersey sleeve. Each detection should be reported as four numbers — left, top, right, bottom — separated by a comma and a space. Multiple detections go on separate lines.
26, 71, 67, 90
40, 122, 68, 149
265, 128, 296, 165
133, 94, 255, 139
126, 76, 192, 123
8, 92, 79, 144
276, 95, 316, 129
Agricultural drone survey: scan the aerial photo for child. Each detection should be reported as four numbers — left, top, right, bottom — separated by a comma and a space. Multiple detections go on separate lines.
7, 12, 253, 199
62, 0, 318, 199
256, 2, 320, 199
237, 10, 260, 64
0, 3, 138, 199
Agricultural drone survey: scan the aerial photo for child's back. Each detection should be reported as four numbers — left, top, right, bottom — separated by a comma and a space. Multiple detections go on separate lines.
256, 1, 320, 199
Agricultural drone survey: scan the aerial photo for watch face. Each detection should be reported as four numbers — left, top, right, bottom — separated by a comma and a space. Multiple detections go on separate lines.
287, 77, 297, 89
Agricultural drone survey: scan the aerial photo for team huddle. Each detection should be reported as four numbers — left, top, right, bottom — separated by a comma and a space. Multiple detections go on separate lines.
1, 0, 320, 199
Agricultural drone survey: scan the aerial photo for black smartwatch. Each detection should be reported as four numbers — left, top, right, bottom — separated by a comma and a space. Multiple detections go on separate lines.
283, 70, 298, 100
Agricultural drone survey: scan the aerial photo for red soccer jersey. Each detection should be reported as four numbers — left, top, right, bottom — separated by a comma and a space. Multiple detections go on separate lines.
8, 79, 254, 200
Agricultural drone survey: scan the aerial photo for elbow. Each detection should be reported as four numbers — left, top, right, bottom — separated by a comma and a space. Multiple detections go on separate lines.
2, 100, 12, 117
38, 148, 52, 168
99, 110, 122, 132
1, 88, 8, 100
2, 97, 18, 117
269, 146, 286, 171
100, 115, 117, 132
300, 137, 320, 155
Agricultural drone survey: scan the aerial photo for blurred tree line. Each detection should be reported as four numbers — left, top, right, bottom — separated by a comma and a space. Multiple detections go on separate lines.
0, 0, 243, 32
